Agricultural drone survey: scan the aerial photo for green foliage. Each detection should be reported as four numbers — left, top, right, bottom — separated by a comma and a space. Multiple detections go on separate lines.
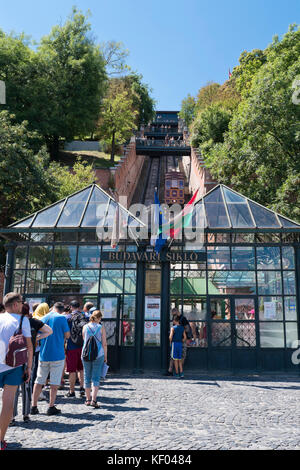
179, 94, 196, 127
0, 8, 107, 158
0, 111, 54, 227
206, 25, 300, 221
190, 104, 232, 149
47, 157, 95, 200
97, 90, 138, 163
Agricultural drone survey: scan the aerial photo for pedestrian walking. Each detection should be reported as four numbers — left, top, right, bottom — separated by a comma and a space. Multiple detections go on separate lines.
31, 302, 70, 416
12, 303, 52, 424
65, 300, 87, 398
82, 310, 107, 409
0, 293, 33, 451
169, 315, 187, 378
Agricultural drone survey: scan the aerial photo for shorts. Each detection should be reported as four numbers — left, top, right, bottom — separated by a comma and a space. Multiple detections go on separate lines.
171, 342, 183, 360
35, 360, 65, 386
66, 348, 83, 373
0, 366, 24, 388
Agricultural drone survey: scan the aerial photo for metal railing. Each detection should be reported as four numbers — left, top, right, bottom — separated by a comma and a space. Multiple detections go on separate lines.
136, 138, 190, 148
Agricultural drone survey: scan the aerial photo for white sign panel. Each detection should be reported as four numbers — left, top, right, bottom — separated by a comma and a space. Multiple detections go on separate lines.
145, 296, 161, 320
0, 81, 6, 104
264, 301, 277, 320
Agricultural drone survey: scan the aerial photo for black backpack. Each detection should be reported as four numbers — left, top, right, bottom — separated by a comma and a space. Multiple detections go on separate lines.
82, 326, 100, 362
70, 312, 88, 347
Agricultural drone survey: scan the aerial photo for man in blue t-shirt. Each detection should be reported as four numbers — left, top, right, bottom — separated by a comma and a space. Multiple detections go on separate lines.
31, 302, 70, 416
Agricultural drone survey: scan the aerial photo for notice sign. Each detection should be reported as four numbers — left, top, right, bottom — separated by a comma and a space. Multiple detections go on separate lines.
264, 301, 277, 320
26, 298, 46, 314
145, 270, 161, 295
145, 296, 161, 320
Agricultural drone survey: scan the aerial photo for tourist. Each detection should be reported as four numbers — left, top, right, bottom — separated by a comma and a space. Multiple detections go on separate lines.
83, 302, 94, 319
31, 302, 70, 416
32, 302, 50, 401
64, 300, 87, 398
12, 303, 52, 424
33, 302, 49, 321
165, 307, 191, 376
0, 293, 33, 451
82, 310, 107, 409
169, 314, 187, 378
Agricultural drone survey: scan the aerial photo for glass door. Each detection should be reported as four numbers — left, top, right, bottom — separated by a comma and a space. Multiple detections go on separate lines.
99, 295, 120, 371
208, 296, 258, 370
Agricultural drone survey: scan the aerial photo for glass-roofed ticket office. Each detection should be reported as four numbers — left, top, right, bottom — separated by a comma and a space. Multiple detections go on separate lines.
1, 183, 300, 373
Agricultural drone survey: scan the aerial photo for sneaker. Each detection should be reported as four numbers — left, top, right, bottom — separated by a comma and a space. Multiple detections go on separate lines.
30, 406, 39, 415
23, 415, 30, 423
174, 373, 179, 378
79, 387, 85, 398
47, 406, 61, 416
179, 372, 184, 378
65, 391, 75, 398
1, 440, 7, 451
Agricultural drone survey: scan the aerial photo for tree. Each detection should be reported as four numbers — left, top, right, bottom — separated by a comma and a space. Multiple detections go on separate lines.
35, 8, 107, 157
100, 40, 131, 77
179, 94, 196, 127
206, 25, 300, 221
47, 158, 95, 200
98, 90, 138, 163
0, 111, 54, 228
190, 103, 232, 150
0, 9, 108, 159
196, 82, 221, 112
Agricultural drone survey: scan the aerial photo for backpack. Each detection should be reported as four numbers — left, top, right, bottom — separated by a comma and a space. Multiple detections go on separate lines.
182, 318, 193, 340
70, 312, 88, 347
6, 315, 28, 368
82, 325, 101, 362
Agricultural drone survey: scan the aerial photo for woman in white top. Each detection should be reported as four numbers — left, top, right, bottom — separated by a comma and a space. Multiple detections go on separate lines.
82, 310, 107, 409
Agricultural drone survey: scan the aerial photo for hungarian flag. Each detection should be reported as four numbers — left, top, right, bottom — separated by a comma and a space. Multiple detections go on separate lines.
151, 190, 168, 254
111, 205, 127, 249
159, 189, 200, 240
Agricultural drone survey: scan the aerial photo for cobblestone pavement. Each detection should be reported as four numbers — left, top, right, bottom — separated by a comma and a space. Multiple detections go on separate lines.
2, 372, 300, 450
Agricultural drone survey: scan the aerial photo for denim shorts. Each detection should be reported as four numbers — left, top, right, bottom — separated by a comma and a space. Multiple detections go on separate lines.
0, 366, 24, 388
35, 360, 65, 386
82, 355, 105, 388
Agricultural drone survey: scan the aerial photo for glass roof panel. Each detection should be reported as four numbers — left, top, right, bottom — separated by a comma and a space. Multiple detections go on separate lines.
204, 188, 230, 228
32, 202, 64, 228
223, 187, 246, 204
248, 201, 280, 228
205, 186, 223, 203
13, 215, 35, 228
278, 215, 300, 228
81, 187, 110, 227
226, 202, 255, 228
57, 187, 92, 227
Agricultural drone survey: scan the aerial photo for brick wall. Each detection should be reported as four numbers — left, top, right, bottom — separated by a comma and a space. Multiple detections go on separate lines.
114, 138, 146, 206
94, 168, 111, 190
189, 147, 217, 197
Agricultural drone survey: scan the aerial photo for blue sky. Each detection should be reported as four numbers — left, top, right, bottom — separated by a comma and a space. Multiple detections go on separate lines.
0, 0, 299, 110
